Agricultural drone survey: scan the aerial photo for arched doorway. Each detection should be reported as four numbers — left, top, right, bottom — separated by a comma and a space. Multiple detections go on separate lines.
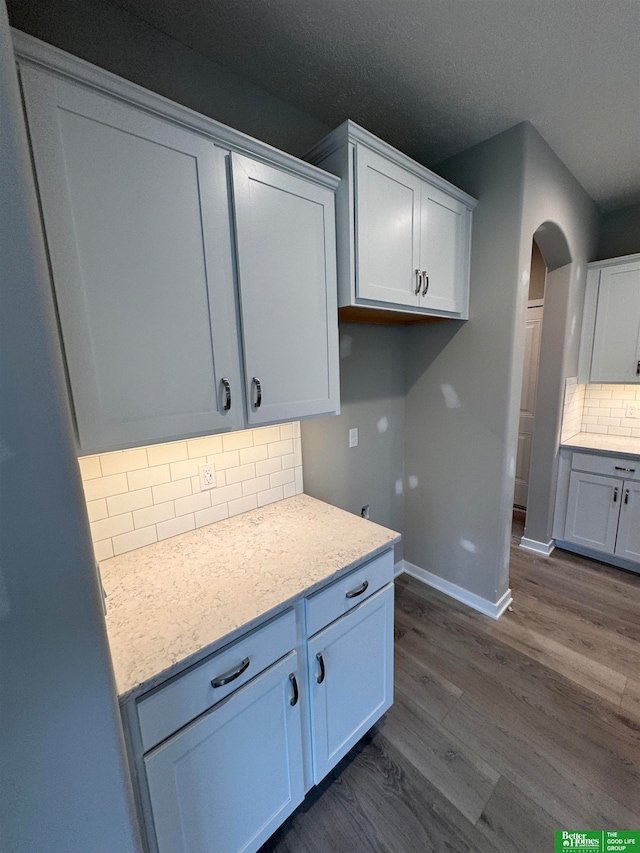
517, 221, 574, 554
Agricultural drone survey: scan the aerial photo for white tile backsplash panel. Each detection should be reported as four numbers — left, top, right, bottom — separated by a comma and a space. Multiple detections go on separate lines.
80, 423, 303, 559
581, 384, 640, 437
561, 378, 585, 443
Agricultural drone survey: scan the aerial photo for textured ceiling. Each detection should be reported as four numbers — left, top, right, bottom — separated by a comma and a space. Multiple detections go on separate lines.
116, 0, 639, 210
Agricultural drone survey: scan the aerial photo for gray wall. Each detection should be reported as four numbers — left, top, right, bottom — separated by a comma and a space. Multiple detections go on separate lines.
403, 124, 528, 602
0, 5, 140, 851
520, 126, 599, 546
596, 202, 640, 261
301, 324, 405, 560
7, 0, 329, 156
401, 123, 597, 604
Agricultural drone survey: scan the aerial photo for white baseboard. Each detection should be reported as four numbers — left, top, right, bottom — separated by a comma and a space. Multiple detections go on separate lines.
393, 560, 404, 578
519, 536, 555, 557
398, 560, 512, 620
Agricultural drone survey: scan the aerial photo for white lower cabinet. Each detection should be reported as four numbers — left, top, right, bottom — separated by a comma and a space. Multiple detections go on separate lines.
558, 451, 640, 571
307, 585, 394, 784
134, 549, 395, 853
145, 653, 304, 853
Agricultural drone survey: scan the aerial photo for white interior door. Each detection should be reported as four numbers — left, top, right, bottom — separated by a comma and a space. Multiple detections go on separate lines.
514, 305, 543, 508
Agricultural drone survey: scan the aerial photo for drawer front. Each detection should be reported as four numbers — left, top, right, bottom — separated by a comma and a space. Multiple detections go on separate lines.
571, 451, 640, 480
306, 549, 393, 636
138, 609, 296, 752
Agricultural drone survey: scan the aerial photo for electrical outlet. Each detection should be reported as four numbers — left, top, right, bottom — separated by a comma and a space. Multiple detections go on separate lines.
626, 403, 640, 419
199, 463, 216, 490
349, 428, 359, 448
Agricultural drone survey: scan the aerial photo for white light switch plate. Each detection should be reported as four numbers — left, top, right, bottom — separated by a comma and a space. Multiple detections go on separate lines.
349, 428, 359, 448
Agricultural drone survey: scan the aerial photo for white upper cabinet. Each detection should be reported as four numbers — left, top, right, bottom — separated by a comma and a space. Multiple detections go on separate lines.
16, 35, 340, 453
578, 255, 640, 384
355, 145, 422, 308
231, 154, 340, 425
20, 65, 243, 452
306, 120, 476, 321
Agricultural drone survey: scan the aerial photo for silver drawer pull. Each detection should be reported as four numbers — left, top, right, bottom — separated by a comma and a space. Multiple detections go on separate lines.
211, 657, 250, 688
615, 466, 636, 473
346, 580, 369, 599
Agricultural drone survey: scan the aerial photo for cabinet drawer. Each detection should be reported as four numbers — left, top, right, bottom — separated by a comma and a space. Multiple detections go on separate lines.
571, 451, 640, 480
137, 609, 296, 752
306, 549, 393, 636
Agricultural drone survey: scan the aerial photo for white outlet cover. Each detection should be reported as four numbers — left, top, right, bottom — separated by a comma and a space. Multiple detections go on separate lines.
626, 403, 639, 419
199, 463, 216, 490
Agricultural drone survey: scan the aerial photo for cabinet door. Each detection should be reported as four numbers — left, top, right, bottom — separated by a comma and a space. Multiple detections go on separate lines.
354, 145, 422, 307
615, 481, 640, 563
590, 262, 640, 383
419, 184, 469, 315
307, 584, 394, 784
145, 652, 304, 853
231, 154, 340, 425
20, 66, 243, 453
564, 471, 621, 554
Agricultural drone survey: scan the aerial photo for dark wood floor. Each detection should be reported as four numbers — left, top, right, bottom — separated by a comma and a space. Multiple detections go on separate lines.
261, 511, 640, 852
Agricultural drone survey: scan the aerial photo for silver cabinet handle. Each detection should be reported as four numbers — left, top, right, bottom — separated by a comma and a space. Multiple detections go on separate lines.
613, 487, 619, 503
252, 377, 262, 409
422, 271, 429, 296
624, 489, 630, 505
211, 657, 250, 688
414, 269, 422, 295
615, 466, 636, 473
636, 360, 640, 376
221, 378, 231, 412
289, 673, 299, 706
346, 580, 369, 599
316, 652, 325, 684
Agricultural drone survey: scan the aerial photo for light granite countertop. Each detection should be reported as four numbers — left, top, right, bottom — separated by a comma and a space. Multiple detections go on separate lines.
100, 494, 400, 703
561, 432, 640, 459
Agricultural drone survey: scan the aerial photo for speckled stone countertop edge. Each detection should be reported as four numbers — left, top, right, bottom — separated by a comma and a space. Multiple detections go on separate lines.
561, 432, 640, 459
115, 536, 399, 706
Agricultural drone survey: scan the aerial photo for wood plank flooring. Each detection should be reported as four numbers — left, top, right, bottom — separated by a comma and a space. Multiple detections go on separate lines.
260, 513, 640, 852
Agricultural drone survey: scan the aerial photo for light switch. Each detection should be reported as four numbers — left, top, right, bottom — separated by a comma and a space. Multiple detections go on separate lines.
349, 428, 358, 448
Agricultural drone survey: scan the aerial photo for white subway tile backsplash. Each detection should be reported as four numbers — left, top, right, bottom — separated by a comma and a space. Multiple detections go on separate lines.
174, 491, 211, 516
187, 435, 223, 459
225, 463, 256, 485
152, 478, 192, 504
127, 464, 171, 491
157, 514, 195, 541
84, 472, 129, 502
112, 526, 157, 556
228, 494, 258, 517
270, 468, 295, 488
195, 504, 229, 528
106, 488, 153, 516
239, 445, 269, 465
99, 447, 148, 476
222, 431, 255, 452
258, 486, 284, 507
256, 457, 282, 477
253, 426, 280, 446
268, 439, 294, 458
86, 499, 108, 523
93, 539, 114, 561
242, 475, 271, 497
90, 512, 133, 542
147, 442, 188, 466
80, 423, 304, 558
79, 455, 102, 480
170, 457, 206, 481
133, 501, 175, 529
